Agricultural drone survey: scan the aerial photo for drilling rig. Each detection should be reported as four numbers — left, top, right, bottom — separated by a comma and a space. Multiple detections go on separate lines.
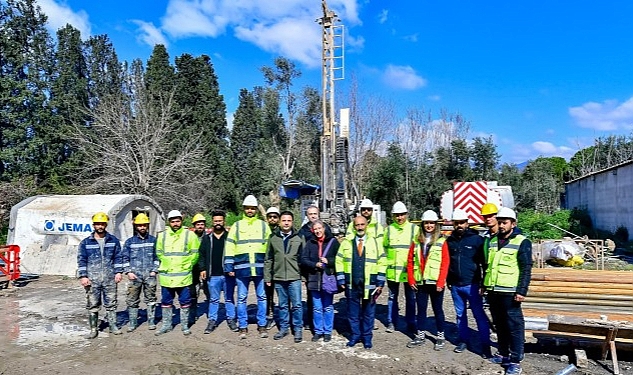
280, 1, 357, 234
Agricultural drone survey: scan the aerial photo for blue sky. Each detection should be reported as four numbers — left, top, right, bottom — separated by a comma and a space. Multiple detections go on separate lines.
36, 0, 633, 164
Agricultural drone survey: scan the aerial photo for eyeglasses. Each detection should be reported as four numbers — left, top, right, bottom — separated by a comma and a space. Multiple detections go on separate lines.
267, 215, 279, 219
361, 207, 373, 211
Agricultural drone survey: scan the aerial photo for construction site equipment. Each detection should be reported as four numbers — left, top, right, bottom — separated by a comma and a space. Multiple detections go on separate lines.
8, 194, 164, 276
534, 239, 606, 270
440, 181, 514, 225
0, 245, 20, 284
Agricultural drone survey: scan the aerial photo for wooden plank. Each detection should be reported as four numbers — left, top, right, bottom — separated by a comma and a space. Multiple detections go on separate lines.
530, 281, 633, 290
528, 291, 633, 301
531, 270, 633, 284
529, 284, 633, 294
525, 297, 632, 307
522, 304, 633, 318
548, 322, 612, 336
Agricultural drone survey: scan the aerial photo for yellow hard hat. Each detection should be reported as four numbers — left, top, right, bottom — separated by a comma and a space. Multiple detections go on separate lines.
192, 213, 206, 223
480, 203, 499, 216
133, 213, 150, 224
92, 212, 109, 223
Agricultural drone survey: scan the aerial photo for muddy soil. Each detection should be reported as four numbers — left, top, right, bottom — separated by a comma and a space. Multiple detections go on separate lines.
0, 276, 630, 375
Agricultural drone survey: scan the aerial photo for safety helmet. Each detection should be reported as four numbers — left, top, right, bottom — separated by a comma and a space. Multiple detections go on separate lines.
133, 213, 150, 224
266, 207, 280, 216
391, 201, 408, 214
167, 210, 183, 220
242, 194, 258, 207
192, 213, 206, 223
452, 208, 469, 221
359, 198, 373, 208
481, 203, 499, 215
92, 212, 109, 223
496, 207, 517, 221
421, 210, 439, 222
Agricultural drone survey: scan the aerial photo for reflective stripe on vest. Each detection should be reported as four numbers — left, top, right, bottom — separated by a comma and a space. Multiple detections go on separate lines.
422, 238, 445, 284
484, 234, 525, 292
385, 223, 415, 282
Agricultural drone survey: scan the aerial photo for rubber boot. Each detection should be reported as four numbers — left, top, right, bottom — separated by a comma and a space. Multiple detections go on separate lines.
180, 307, 191, 336
127, 307, 138, 332
189, 300, 197, 326
155, 307, 173, 336
85, 312, 99, 339
147, 304, 157, 330
107, 310, 122, 335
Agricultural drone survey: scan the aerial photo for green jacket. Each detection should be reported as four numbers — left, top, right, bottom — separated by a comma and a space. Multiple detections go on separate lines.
156, 227, 200, 288
264, 229, 305, 282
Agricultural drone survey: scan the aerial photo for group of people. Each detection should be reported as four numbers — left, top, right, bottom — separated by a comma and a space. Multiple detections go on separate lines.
77, 195, 532, 375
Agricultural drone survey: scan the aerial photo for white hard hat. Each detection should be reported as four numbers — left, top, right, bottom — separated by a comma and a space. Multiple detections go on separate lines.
452, 208, 469, 221
359, 198, 373, 208
392, 201, 408, 214
497, 207, 517, 221
167, 210, 183, 220
421, 210, 439, 222
242, 194, 258, 207
266, 207, 280, 215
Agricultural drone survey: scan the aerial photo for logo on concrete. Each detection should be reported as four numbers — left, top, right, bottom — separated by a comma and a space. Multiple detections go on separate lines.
44, 220, 92, 232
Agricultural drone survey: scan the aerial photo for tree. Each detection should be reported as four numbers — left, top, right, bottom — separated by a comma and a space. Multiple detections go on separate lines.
366, 143, 408, 211
69, 66, 214, 212
519, 157, 562, 213
84, 34, 123, 109
145, 44, 174, 101
470, 136, 500, 181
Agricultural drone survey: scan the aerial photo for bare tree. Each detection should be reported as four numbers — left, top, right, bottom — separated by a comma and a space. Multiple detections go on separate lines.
68, 75, 213, 213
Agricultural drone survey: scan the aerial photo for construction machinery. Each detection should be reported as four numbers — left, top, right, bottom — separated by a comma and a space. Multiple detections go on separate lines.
280, 1, 357, 234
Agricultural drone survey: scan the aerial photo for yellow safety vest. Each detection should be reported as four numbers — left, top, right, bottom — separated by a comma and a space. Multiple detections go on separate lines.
225, 216, 271, 277
484, 234, 526, 292
345, 219, 384, 240
335, 236, 388, 299
384, 221, 419, 282
156, 227, 200, 288
412, 237, 446, 284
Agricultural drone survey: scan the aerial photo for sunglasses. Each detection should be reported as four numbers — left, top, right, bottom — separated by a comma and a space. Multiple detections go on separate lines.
267, 215, 279, 219
361, 207, 373, 211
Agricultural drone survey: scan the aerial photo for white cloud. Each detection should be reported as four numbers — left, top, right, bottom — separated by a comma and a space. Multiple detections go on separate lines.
569, 97, 633, 131
403, 33, 418, 42
131, 20, 168, 48
38, 0, 91, 37
378, 9, 388, 24
156, 0, 362, 67
382, 64, 427, 90
427, 94, 441, 101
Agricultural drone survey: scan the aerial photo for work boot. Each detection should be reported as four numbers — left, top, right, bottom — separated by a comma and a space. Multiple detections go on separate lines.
386, 323, 395, 333
239, 328, 248, 339
265, 315, 275, 330
189, 301, 197, 326
155, 307, 173, 336
180, 307, 191, 336
127, 307, 138, 333
85, 312, 99, 339
147, 305, 157, 330
227, 319, 239, 332
434, 331, 445, 350
204, 320, 216, 334
406, 330, 426, 348
258, 325, 269, 338
107, 310, 122, 335
294, 329, 303, 343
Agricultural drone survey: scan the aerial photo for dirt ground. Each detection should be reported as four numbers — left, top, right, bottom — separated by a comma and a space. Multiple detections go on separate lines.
0, 276, 630, 375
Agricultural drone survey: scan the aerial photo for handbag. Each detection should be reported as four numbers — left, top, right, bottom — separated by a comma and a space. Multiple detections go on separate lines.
320, 238, 340, 294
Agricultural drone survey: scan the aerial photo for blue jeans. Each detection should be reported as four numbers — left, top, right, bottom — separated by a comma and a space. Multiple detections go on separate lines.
450, 284, 491, 347
207, 275, 236, 322
160, 285, 191, 308
387, 280, 416, 327
236, 275, 266, 329
275, 280, 303, 332
312, 290, 334, 335
414, 284, 446, 333
346, 287, 375, 346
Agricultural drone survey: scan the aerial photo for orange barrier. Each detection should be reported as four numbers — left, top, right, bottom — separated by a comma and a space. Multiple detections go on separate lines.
0, 245, 21, 281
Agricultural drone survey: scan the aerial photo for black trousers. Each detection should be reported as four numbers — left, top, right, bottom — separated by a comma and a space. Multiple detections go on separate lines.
487, 291, 525, 363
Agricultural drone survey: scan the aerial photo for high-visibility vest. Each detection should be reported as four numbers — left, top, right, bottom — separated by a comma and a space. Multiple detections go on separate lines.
484, 234, 526, 292
156, 228, 200, 288
411, 237, 446, 284
224, 216, 271, 277
384, 221, 419, 282
335, 237, 387, 299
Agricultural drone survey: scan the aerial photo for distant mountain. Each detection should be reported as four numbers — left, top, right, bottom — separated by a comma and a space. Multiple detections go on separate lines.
515, 161, 529, 171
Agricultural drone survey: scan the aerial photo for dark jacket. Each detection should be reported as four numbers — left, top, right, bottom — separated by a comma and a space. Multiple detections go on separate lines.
122, 233, 158, 278
300, 234, 339, 291
446, 228, 485, 287
77, 231, 123, 283
264, 228, 305, 282
197, 230, 228, 275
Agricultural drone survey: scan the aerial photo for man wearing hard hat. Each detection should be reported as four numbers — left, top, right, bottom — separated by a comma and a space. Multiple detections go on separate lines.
484, 207, 532, 375
383, 201, 419, 333
481, 203, 500, 259
155, 210, 200, 336
445, 209, 491, 357
346, 198, 384, 240
122, 213, 158, 332
224, 195, 271, 339
189, 213, 209, 324
77, 212, 124, 338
